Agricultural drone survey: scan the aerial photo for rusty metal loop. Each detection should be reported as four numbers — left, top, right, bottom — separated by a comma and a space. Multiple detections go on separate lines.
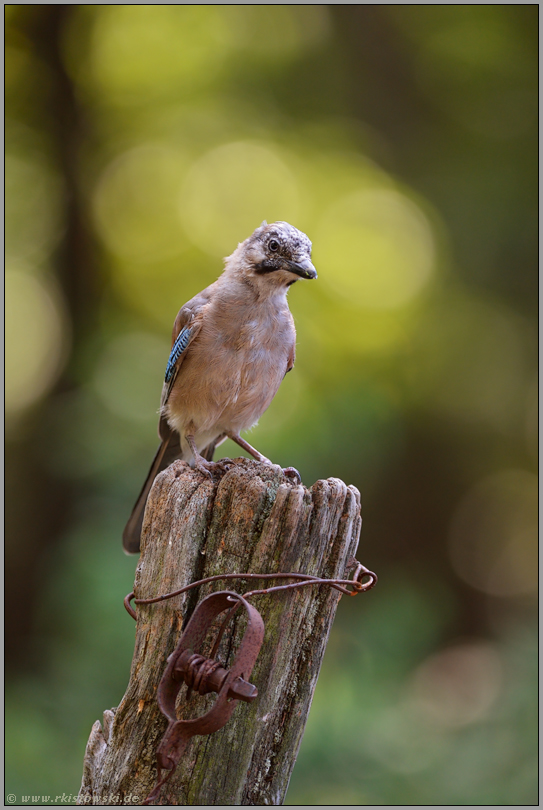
144, 590, 264, 805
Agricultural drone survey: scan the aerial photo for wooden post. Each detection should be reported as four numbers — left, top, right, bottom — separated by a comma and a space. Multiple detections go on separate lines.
78, 458, 363, 806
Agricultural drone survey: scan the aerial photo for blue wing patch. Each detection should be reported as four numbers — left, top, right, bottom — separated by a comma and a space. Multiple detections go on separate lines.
165, 326, 193, 383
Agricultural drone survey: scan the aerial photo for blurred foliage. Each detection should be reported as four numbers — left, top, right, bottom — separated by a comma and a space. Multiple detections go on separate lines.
5, 5, 537, 806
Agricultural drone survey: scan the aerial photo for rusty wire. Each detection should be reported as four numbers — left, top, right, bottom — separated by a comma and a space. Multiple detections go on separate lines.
124, 558, 377, 620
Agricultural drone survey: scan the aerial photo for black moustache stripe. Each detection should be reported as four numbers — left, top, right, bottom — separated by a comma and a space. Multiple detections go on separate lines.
253, 260, 280, 274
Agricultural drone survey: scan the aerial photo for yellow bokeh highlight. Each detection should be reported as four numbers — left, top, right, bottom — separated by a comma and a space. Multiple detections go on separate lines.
107, 252, 217, 331
6, 267, 68, 415
92, 332, 170, 423
180, 141, 301, 257
93, 144, 189, 262
226, 6, 330, 60
5, 151, 63, 263
88, 5, 233, 102
317, 188, 435, 310
294, 289, 411, 361
73, 5, 330, 105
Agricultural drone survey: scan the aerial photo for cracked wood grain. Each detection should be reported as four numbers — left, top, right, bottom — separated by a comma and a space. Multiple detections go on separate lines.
78, 458, 362, 806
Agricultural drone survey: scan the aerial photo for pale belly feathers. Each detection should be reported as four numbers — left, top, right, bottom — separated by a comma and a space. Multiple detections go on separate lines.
165, 302, 294, 451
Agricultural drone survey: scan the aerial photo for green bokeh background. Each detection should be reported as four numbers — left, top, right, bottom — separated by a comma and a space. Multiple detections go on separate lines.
6, 5, 537, 806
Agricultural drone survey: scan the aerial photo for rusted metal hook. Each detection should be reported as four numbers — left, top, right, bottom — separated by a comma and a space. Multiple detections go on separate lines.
144, 590, 264, 805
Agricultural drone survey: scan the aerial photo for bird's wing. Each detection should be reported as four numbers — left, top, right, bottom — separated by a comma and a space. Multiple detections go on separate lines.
159, 291, 210, 417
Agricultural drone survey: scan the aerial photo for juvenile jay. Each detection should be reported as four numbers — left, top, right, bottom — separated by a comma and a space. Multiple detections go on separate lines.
123, 221, 317, 553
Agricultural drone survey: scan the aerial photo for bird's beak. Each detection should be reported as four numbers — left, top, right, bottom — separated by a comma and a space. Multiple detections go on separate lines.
285, 258, 317, 280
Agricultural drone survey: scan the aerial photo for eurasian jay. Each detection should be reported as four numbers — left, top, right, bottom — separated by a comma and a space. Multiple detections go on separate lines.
123, 221, 317, 553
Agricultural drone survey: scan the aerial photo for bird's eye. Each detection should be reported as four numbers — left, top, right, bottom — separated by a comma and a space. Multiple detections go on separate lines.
268, 239, 280, 252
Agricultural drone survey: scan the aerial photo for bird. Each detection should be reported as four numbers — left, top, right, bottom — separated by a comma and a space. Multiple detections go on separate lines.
123, 221, 317, 553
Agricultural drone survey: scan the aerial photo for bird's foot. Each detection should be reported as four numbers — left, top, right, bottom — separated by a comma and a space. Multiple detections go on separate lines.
282, 466, 302, 484
194, 457, 234, 479
213, 457, 235, 473
262, 461, 302, 484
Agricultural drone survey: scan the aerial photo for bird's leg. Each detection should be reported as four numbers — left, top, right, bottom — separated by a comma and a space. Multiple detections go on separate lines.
186, 434, 212, 478
185, 433, 233, 478
226, 433, 271, 463
227, 433, 302, 484
183, 434, 221, 477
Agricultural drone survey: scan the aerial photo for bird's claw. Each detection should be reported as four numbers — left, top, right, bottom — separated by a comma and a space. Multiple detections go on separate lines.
195, 457, 234, 479
194, 462, 213, 480
282, 466, 302, 484
214, 458, 235, 472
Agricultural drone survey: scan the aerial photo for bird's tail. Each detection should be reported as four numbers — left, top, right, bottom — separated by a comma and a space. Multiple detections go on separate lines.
122, 430, 184, 554
122, 425, 220, 554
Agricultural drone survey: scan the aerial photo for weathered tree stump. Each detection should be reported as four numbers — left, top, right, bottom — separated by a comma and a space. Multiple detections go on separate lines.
79, 458, 364, 806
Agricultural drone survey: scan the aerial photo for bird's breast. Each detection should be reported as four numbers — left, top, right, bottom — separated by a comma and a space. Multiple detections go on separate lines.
166, 302, 294, 435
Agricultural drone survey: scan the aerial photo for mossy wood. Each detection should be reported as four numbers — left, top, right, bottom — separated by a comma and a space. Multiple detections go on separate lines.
78, 459, 362, 806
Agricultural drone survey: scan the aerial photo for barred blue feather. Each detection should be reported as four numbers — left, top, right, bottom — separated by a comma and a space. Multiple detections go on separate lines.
164, 326, 193, 383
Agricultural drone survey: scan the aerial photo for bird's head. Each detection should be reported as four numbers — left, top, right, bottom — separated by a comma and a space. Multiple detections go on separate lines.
225, 221, 317, 291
